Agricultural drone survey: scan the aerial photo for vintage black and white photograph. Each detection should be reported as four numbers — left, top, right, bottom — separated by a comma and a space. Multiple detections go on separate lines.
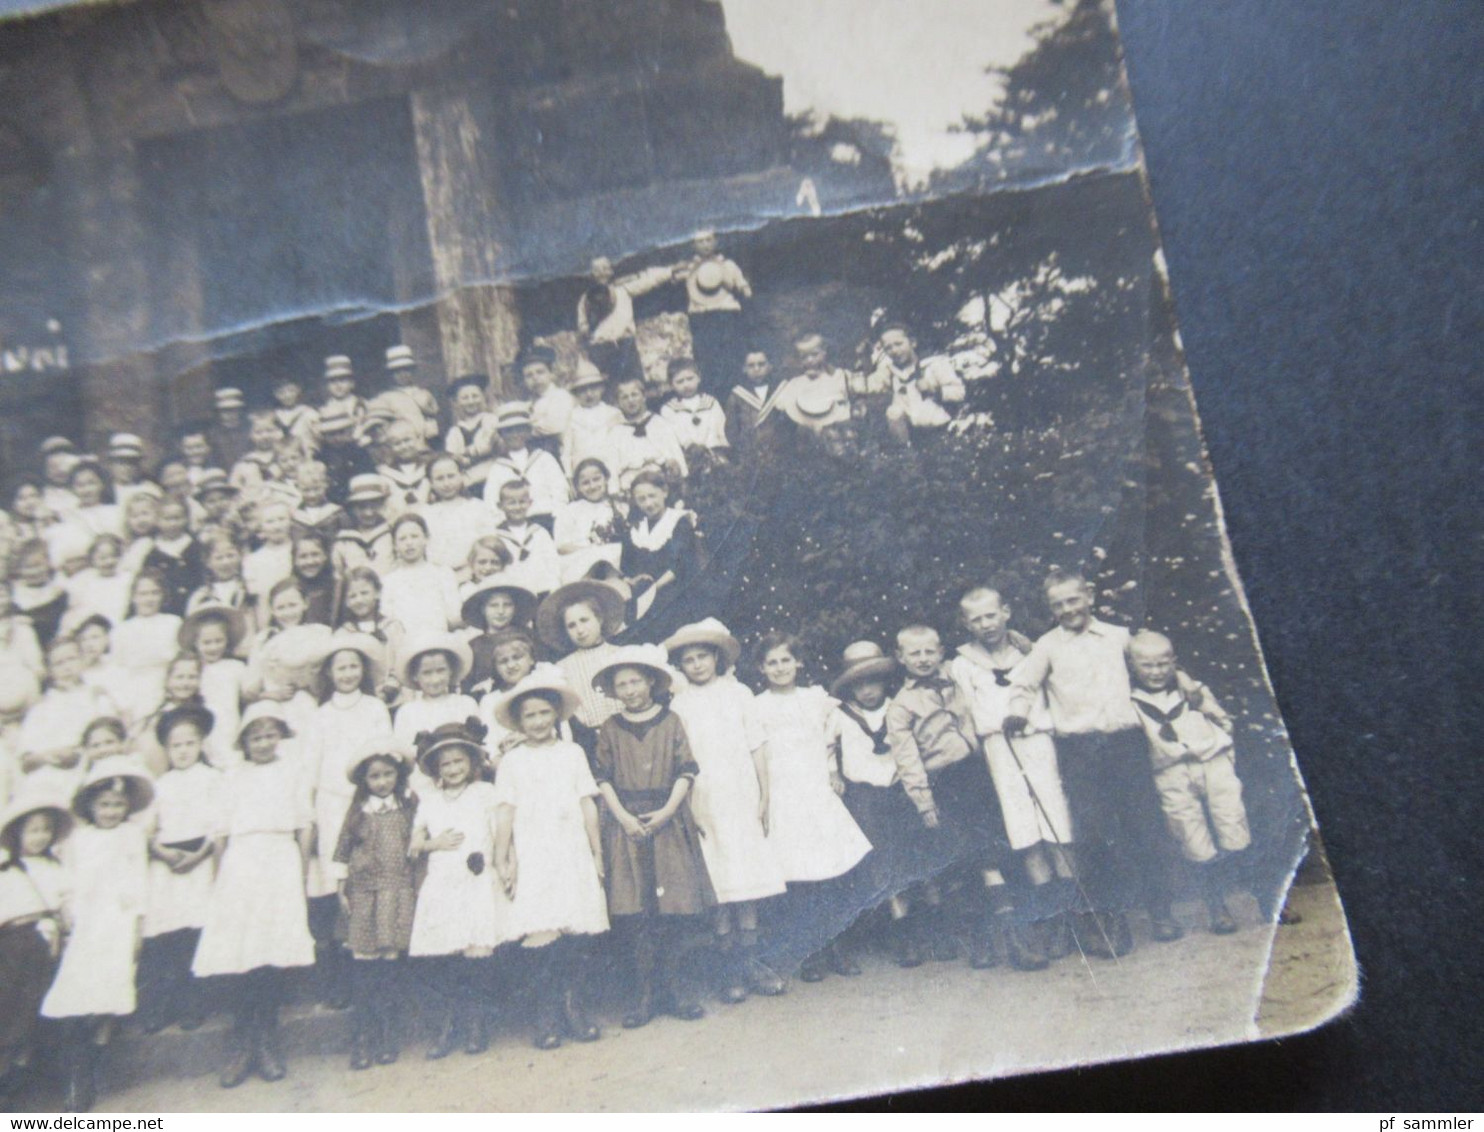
0, 0, 1356, 1113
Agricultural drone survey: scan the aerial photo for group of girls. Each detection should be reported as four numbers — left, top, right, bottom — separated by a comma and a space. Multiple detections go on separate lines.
0, 583, 897, 1112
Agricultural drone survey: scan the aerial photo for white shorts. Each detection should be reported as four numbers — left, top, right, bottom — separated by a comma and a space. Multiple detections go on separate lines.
982, 731, 1074, 850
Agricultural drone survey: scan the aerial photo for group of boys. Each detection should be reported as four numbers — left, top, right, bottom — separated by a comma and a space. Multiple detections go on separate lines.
830, 570, 1260, 972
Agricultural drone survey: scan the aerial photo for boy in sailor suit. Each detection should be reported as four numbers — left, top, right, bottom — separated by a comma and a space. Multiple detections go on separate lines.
725, 349, 790, 463
332, 476, 396, 576
659, 358, 729, 462
443, 375, 501, 489
271, 375, 321, 456
375, 421, 431, 521
491, 481, 560, 598
1126, 630, 1252, 935
481, 404, 570, 531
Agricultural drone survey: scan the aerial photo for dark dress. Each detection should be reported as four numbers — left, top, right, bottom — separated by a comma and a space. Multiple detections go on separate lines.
619, 510, 699, 643
333, 797, 418, 955
298, 571, 336, 627
594, 709, 713, 918
0, 862, 62, 1055
142, 540, 204, 617
15, 589, 67, 647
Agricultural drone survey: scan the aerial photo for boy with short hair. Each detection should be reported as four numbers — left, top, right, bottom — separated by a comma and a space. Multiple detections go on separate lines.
332, 474, 395, 575
105, 433, 151, 511
271, 374, 320, 455
1126, 630, 1250, 934
887, 624, 1048, 971
725, 348, 789, 463
443, 374, 500, 487
608, 375, 688, 493
871, 324, 966, 445
775, 333, 852, 435
950, 585, 1077, 950
375, 419, 431, 520
208, 387, 250, 472
492, 480, 560, 597
290, 461, 344, 541
481, 403, 570, 530
229, 411, 285, 497
1005, 570, 1184, 956
517, 345, 575, 460
177, 426, 216, 489
659, 357, 728, 463
141, 497, 203, 616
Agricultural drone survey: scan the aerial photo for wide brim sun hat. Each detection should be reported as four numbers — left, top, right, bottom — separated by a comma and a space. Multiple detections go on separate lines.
535, 579, 627, 652
488, 664, 582, 732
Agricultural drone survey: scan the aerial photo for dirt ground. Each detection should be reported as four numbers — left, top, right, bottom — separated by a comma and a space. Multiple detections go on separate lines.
55, 879, 1353, 1114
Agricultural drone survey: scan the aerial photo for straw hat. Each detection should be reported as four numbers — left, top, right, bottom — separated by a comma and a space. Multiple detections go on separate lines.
39, 436, 78, 456
399, 631, 474, 686
591, 643, 676, 698
323, 355, 354, 380
535, 579, 626, 652
154, 702, 216, 746
214, 388, 246, 410
829, 641, 898, 698
193, 469, 237, 500
413, 719, 488, 780
663, 618, 741, 667
461, 582, 537, 633
0, 793, 74, 848
385, 344, 416, 372
693, 259, 726, 293
345, 474, 391, 505
107, 433, 145, 461
488, 664, 581, 732
494, 402, 533, 431
236, 700, 295, 748
345, 737, 414, 786
178, 603, 248, 655
265, 624, 335, 675
73, 757, 155, 818
323, 631, 390, 690
570, 360, 606, 390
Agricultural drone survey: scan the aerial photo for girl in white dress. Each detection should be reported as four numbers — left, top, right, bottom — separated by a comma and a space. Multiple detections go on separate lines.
306, 634, 393, 1009
42, 758, 153, 1113
64, 534, 132, 629
139, 705, 221, 1034
408, 720, 506, 1058
553, 458, 626, 584
18, 637, 117, 798
490, 670, 607, 1049
753, 632, 871, 983
110, 570, 183, 713
380, 513, 462, 637
179, 605, 247, 769
665, 619, 787, 1002
0, 797, 71, 1098
420, 454, 498, 575
192, 702, 315, 1090
391, 634, 478, 790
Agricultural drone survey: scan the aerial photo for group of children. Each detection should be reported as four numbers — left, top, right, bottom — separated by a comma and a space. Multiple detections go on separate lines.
0, 272, 1270, 1110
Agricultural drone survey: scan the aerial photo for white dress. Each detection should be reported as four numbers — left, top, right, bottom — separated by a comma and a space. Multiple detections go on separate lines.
308, 692, 394, 899
199, 658, 246, 769
492, 740, 608, 940
671, 678, 787, 902
553, 498, 624, 583
110, 613, 184, 713
381, 561, 462, 636
17, 684, 119, 799
408, 781, 508, 955
192, 755, 315, 976
64, 569, 132, 627
420, 498, 499, 573
145, 762, 223, 936
755, 686, 871, 883
393, 694, 480, 794
42, 822, 149, 1017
